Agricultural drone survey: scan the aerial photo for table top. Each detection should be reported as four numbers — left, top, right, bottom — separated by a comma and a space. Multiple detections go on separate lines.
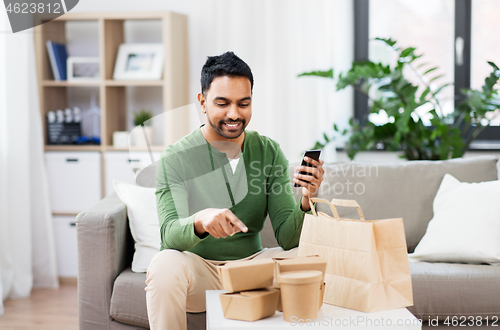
206, 290, 421, 330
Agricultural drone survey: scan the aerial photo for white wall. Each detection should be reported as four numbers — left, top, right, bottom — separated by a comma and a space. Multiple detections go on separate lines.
69, 0, 354, 161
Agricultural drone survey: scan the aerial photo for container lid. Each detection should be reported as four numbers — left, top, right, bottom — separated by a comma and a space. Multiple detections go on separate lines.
278, 270, 323, 284
223, 258, 274, 268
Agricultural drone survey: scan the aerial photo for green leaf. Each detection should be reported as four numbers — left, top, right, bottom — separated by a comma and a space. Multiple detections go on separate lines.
133, 109, 153, 126
488, 61, 499, 71
423, 67, 438, 75
298, 69, 334, 79
416, 62, 430, 69
323, 133, 330, 143
375, 37, 397, 48
401, 47, 416, 57
312, 142, 325, 150
420, 86, 431, 100
487, 98, 500, 106
484, 104, 498, 111
373, 122, 397, 139
432, 83, 452, 97
429, 74, 445, 82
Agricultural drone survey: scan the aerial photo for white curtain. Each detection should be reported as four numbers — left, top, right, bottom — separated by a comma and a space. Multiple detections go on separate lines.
0, 10, 59, 315
190, 0, 354, 160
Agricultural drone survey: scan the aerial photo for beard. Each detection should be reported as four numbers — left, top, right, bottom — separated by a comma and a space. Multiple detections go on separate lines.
207, 115, 247, 139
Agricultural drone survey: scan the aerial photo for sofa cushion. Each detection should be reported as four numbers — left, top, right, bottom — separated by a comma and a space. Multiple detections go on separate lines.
110, 268, 149, 328
410, 174, 500, 264
289, 156, 498, 252
113, 181, 161, 273
408, 261, 500, 318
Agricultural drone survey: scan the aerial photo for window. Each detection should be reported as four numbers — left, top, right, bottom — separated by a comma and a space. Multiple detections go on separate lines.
354, 0, 499, 144
471, 0, 500, 128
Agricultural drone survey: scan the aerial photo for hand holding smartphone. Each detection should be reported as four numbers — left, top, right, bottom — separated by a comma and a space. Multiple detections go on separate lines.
293, 150, 321, 188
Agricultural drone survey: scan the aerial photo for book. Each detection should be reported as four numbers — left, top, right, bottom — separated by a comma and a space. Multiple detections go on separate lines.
46, 41, 68, 81
55, 43, 68, 80
46, 40, 59, 80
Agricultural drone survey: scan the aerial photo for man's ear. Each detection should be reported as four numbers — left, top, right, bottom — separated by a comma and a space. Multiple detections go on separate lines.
198, 93, 206, 113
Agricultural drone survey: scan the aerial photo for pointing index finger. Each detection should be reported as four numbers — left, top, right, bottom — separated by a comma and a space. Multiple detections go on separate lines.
226, 212, 248, 233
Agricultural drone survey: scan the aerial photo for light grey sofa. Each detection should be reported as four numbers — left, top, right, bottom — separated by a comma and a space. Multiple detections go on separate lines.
76, 156, 500, 329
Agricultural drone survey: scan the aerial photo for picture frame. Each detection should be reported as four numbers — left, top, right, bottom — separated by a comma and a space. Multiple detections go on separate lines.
67, 57, 100, 81
113, 43, 165, 80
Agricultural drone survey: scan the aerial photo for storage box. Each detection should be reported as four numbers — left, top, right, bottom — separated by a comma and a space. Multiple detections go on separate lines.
275, 282, 326, 312
219, 288, 279, 321
53, 215, 78, 277
45, 151, 102, 213
273, 255, 327, 283
104, 151, 161, 196
217, 259, 274, 293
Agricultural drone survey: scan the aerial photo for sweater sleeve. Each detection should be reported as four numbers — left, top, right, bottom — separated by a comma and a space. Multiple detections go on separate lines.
155, 155, 209, 251
266, 144, 313, 250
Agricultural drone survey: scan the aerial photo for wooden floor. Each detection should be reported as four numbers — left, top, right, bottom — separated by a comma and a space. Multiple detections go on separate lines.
0, 283, 78, 330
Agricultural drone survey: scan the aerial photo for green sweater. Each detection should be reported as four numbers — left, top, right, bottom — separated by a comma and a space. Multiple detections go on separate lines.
155, 124, 312, 260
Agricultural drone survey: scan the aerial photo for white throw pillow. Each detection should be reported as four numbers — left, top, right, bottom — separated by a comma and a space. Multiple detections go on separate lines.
409, 174, 500, 265
113, 180, 161, 272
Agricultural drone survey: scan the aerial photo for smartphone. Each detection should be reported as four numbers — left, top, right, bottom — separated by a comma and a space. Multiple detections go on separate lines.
294, 150, 321, 187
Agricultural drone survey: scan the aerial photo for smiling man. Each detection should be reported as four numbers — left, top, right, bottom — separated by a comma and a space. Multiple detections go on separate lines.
145, 51, 324, 330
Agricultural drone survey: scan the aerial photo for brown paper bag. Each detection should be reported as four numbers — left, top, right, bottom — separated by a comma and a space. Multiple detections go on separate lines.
298, 198, 413, 313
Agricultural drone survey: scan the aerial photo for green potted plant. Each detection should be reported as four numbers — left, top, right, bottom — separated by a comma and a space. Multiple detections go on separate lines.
299, 38, 500, 160
132, 109, 154, 147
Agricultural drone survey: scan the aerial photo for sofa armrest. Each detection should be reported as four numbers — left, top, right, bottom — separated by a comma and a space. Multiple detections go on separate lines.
76, 193, 131, 330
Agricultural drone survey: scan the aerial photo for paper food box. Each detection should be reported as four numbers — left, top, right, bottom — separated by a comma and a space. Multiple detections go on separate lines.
278, 271, 323, 322
217, 259, 274, 293
273, 255, 327, 283
219, 288, 280, 321
275, 282, 326, 312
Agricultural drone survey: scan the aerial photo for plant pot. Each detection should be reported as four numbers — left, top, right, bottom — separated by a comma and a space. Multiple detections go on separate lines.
131, 126, 154, 147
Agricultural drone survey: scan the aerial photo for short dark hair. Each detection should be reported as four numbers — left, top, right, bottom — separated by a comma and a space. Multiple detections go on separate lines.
200, 51, 254, 95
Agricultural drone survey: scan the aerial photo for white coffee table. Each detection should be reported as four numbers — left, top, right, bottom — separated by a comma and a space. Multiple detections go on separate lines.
206, 290, 421, 330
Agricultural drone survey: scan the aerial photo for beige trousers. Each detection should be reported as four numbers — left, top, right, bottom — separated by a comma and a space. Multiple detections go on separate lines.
145, 247, 298, 330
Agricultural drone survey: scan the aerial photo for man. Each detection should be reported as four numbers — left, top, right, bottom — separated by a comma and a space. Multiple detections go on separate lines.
145, 51, 324, 330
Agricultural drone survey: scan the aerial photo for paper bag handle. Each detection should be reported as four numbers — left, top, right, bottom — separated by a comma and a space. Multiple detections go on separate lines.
308, 198, 337, 218
308, 198, 365, 220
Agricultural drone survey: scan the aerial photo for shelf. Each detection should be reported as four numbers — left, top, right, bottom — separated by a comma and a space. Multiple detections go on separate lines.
45, 145, 102, 152
42, 80, 101, 87
52, 212, 79, 216
52, 12, 167, 21
106, 145, 166, 152
42, 80, 164, 87
44, 145, 166, 152
105, 80, 164, 86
